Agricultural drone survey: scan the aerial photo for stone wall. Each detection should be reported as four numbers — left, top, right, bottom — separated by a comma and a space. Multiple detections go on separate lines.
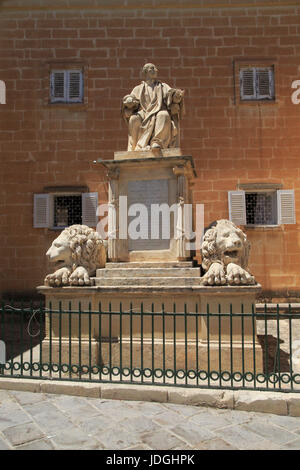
0, 0, 300, 298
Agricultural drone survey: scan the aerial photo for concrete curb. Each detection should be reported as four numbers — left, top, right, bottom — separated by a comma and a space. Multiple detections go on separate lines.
0, 377, 300, 417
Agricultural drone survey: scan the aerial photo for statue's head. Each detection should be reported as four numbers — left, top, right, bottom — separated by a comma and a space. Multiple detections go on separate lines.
142, 63, 158, 80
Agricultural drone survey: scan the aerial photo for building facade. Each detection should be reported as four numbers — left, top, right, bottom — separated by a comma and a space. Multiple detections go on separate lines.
0, 0, 300, 301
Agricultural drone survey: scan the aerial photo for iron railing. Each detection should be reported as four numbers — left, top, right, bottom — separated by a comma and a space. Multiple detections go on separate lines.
0, 301, 300, 392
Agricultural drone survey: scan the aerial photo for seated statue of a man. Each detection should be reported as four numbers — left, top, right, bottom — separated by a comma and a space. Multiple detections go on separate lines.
121, 63, 185, 151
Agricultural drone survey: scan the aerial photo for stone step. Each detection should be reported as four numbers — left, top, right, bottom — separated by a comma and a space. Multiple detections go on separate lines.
96, 267, 201, 278
105, 261, 194, 269
93, 277, 202, 287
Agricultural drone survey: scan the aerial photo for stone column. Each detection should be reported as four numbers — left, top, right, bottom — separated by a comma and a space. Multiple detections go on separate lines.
107, 167, 119, 262
173, 165, 189, 260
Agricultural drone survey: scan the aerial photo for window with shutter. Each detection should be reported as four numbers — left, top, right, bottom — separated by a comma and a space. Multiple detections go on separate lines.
228, 189, 295, 226
34, 192, 98, 229
240, 69, 255, 100
228, 191, 246, 226
34, 194, 50, 228
277, 190, 296, 225
50, 69, 83, 104
240, 66, 275, 101
68, 71, 83, 102
82, 192, 98, 227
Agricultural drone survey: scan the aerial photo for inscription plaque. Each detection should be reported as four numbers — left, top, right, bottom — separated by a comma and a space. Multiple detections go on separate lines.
128, 179, 170, 251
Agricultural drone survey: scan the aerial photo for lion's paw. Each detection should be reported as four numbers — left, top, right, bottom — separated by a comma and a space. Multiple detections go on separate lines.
69, 267, 91, 286
44, 267, 71, 287
201, 262, 226, 286
226, 263, 255, 286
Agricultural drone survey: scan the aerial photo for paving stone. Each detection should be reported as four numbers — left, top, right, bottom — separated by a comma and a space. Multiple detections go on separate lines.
208, 407, 254, 424
142, 429, 187, 450
243, 420, 299, 445
23, 402, 73, 433
0, 406, 32, 432
257, 412, 300, 432
2, 422, 45, 446
16, 439, 55, 450
124, 443, 153, 450
92, 399, 139, 420
189, 411, 235, 430
1, 389, 300, 450
170, 422, 216, 446
281, 438, 300, 450
9, 390, 45, 406
213, 423, 278, 450
97, 426, 142, 450
129, 401, 167, 417
0, 391, 15, 404
197, 438, 238, 450
51, 427, 101, 450
77, 414, 115, 435
0, 437, 12, 450
120, 415, 162, 434
50, 395, 101, 423
152, 409, 188, 427
161, 402, 203, 417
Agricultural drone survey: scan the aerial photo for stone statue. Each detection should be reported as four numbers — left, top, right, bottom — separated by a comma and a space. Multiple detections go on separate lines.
44, 225, 107, 287
121, 63, 185, 151
200, 220, 256, 286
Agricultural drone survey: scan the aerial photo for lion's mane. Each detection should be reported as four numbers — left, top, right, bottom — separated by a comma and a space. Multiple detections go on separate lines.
201, 219, 250, 271
62, 225, 105, 275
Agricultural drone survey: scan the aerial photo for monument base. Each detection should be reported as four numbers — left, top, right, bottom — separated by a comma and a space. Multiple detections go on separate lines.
38, 283, 263, 375
114, 148, 182, 160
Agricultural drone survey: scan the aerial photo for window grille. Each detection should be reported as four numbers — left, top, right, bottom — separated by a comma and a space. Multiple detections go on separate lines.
53, 195, 82, 228
245, 192, 276, 225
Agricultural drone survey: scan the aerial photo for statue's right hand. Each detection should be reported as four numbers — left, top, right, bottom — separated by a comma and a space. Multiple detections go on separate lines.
123, 95, 139, 109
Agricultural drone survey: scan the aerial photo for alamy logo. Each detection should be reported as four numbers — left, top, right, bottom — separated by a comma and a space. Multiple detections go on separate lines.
0, 80, 6, 104
0, 340, 6, 365
96, 198, 205, 250
291, 80, 300, 104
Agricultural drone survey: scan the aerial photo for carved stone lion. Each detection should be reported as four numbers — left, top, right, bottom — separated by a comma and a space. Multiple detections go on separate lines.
200, 219, 255, 286
44, 225, 107, 287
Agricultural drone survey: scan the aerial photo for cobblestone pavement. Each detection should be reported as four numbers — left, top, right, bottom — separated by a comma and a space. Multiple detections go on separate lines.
0, 389, 300, 450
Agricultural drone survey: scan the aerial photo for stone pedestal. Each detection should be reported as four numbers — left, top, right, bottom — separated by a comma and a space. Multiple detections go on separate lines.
97, 153, 196, 263
38, 284, 263, 375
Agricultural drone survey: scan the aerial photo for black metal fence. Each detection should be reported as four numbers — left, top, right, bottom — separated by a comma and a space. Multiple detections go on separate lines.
0, 301, 300, 392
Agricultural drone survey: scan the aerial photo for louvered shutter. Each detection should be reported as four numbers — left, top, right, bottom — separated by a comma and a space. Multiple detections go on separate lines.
34, 194, 50, 228
277, 190, 295, 225
228, 191, 246, 225
0, 80, 6, 104
240, 68, 255, 100
82, 192, 98, 227
257, 67, 274, 100
68, 71, 83, 103
50, 71, 66, 102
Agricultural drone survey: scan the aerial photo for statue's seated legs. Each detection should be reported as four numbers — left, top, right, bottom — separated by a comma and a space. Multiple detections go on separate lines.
128, 111, 172, 151
151, 110, 172, 149
128, 114, 142, 151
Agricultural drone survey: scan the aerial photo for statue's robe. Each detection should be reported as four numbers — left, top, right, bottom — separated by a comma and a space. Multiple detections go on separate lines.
123, 81, 180, 151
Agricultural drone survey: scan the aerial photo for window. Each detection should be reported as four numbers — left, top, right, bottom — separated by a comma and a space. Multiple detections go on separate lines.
50, 69, 83, 103
245, 192, 277, 225
228, 189, 295, 226
33, 192, 98, 229
240, 66, 275, 101
53, 195, 82, 228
